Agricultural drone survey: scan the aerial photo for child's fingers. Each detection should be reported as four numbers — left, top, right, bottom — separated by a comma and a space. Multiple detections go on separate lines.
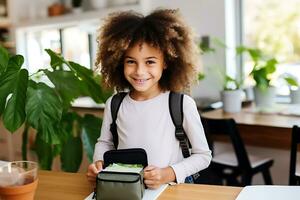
144, 179, 160, 189
144, 165, 156, 171
95, 161, 103, 171
88, 163, 100, 175
144, 170, 157, 179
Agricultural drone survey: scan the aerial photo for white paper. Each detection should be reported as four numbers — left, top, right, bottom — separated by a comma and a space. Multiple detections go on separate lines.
143, 184, 168, 200
85, 184, 168, 200
236, 185, 300, 200
0, 160, 9, 168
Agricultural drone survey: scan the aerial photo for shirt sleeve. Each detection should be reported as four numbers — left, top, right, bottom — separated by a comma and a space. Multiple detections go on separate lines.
170, 95, 212, 183
93, 96, 115, 162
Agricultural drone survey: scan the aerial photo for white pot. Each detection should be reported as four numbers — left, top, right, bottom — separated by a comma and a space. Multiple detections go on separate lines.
253, 86, 276, 107
108, 0, 130, 6
243, 86, 254, 101
72, 7, 82, 14
290, 88, 300, 104
89, 0, 107, 9
221, 90, 242, 113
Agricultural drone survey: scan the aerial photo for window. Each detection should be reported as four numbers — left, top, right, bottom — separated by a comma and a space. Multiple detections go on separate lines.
243, 0, 300, 95
26, 29, 61, 74
61, 26, 91, 69
23, 25, 95, 75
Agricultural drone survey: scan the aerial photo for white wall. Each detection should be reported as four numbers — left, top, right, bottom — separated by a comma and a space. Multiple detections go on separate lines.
11, 0, 228, 102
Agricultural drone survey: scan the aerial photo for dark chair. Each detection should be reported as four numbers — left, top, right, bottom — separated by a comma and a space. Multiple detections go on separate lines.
201, 116, 274, 186
289, 125, 300, 185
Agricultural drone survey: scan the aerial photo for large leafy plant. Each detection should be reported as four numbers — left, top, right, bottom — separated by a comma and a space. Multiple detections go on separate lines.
0, 46, 112, 172
236, 46, 278, 91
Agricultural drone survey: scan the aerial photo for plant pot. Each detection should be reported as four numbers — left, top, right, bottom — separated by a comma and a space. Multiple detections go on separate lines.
253, 86, 276, 107
0, 179, 38, 200
290, 88, 300, 104
221, 90, 242, 113
72, 7, 82, 14
0, 161, 38, 200
90, 0, 107, 9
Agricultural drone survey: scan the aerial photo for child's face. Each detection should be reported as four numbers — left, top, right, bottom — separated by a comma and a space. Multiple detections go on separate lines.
124, 42, 165, 99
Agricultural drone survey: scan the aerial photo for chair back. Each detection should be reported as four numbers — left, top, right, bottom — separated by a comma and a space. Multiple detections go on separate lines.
289, 125, 300, 185
201, 117, 252, 169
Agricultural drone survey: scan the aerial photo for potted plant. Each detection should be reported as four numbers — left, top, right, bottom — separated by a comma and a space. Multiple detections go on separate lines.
237, 46, 278, 107
284, 74, 300, 104
0, 45, 112, 172
220, 75, 243, 113
72, 0, 83, 13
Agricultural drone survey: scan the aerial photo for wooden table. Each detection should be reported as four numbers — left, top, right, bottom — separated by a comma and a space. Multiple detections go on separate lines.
35, 171, 242, 200
201, 107, 300, 149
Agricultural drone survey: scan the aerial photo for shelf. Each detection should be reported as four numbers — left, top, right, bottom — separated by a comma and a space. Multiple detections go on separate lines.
15, 4, 142, 30
0, 17, 11, 28
0, 41, 15, 49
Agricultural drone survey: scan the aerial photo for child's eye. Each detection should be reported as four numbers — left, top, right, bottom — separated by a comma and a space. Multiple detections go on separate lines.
125, 60, 135, 64
146, 60, 155, 65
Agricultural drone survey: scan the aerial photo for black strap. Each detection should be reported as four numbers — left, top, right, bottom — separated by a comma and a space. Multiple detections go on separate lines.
169, 92, 190, 158
110, 92, 127, 149
169, 92, 200, 182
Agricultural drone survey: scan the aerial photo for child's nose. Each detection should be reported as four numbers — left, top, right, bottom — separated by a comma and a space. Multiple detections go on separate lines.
135, 64, 146, 75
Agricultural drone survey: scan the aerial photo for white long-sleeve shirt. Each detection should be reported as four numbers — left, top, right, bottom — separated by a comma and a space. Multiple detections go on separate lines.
93, 91, 211, 183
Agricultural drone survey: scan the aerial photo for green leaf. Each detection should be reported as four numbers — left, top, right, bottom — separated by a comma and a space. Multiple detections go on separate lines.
253, 68, 269, 90
45, 49, 64, 70
236, 46, 247, 55
61, 112, 81, 135
60, 136, 83, 172
44, 70, 88, 109
44, 49, 112, 103
236, 46, 262, 63
223, 75, 241, 90
7, 55, 24, 71
0, 45, 9, 75
67, 61, 106, 103
248, 48, 262, 62
0, 67, 20, 115
35, 133, 53, 170
3, 69, 28, 132
265, 58, 277, 74
198, 73, 205, 81
26, 81, 63, 143
284, 77, 299, 87
92, 74, 113, 101
81, 114, 102, 162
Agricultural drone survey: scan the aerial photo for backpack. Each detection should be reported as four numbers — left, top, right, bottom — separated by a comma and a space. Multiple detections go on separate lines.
109, 91, 200, 183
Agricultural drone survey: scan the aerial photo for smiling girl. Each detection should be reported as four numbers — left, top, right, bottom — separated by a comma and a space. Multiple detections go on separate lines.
86, 9, 211, 188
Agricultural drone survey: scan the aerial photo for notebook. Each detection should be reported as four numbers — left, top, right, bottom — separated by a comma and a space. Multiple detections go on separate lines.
236, 185, 300, 200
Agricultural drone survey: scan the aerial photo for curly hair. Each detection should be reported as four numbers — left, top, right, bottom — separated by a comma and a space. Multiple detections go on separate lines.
95, 9, 201, 92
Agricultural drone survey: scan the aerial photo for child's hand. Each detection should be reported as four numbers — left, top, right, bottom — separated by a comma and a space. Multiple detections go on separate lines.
86, 160, 103, 185
143, 165, 176, 189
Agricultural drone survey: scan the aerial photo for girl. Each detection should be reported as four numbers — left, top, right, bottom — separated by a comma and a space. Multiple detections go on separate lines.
86, 9, 211, 189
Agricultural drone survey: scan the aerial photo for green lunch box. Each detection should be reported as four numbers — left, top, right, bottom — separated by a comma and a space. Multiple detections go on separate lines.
95, 148, 148, 200
96, 170, 145, 200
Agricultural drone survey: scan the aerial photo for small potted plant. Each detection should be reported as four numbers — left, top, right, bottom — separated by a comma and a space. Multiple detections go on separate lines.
72, 0, 83, 13
221, 75, 242, 113
284, 74, 300, 104
237, 46, 278, 107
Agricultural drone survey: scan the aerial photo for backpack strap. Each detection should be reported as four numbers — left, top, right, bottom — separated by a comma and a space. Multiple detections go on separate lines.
169, 91, 201, 182
110, 92, 127, 149
169, 92, 190, 158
